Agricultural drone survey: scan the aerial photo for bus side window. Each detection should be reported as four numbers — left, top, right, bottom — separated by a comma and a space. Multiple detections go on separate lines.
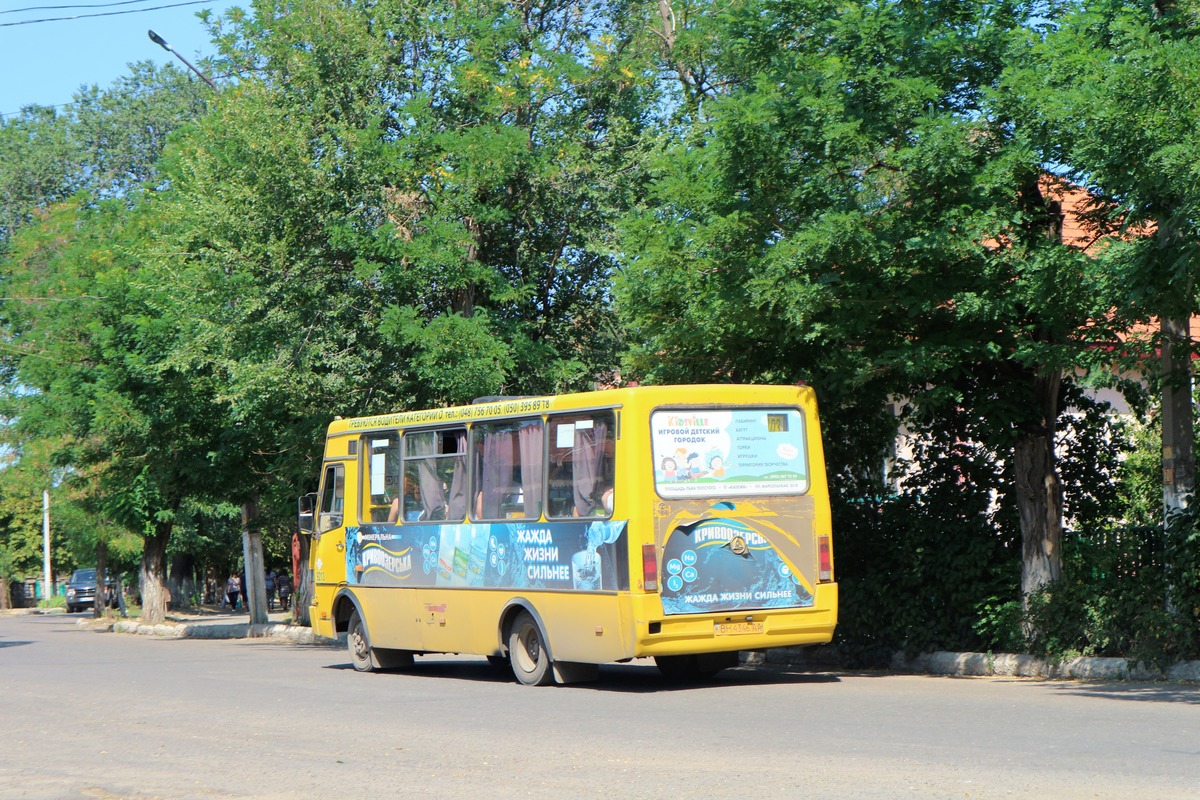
403, 428, 467, 523
471, 419, 543, 521
548, 412, 615, 519
318, 464, 345, 534
364, 433, 401, 522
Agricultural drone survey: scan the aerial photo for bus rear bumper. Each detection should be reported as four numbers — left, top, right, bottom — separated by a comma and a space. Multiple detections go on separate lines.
632, 583, 838, 657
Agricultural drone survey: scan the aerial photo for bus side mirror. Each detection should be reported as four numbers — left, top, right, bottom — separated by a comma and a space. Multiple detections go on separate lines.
298, 493, 317, 533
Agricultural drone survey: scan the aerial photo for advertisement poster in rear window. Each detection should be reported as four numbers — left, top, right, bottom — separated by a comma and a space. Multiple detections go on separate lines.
651, 409, 808, 498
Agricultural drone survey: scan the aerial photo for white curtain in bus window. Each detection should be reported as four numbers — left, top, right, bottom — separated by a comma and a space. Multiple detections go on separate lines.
402, 429, 466, 522
650, 409, 808, 498
445, 431, 468, 520
472, 420, 543, 520
548, 413, 614, 518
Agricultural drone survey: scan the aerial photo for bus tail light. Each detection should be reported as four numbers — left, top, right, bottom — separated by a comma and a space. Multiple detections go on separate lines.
642, 544, 659, 591
818, 535, 833, 582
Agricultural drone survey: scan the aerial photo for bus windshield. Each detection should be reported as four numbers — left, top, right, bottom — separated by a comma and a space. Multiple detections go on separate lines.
651, 408, 808, 498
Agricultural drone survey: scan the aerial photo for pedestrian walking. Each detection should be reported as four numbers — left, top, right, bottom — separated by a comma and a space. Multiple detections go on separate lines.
277, 571, 291, 612
265, 569, 277, 611
239, 570, 248, 612
225, 574, 240, 610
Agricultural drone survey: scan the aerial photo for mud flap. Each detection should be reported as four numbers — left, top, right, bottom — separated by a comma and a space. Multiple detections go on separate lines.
553, 661, 600, 684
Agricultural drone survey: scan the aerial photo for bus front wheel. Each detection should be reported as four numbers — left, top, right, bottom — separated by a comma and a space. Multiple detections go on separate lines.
348, 609, 414, 672
508, 611, 554, 686
348, 608, 388, 672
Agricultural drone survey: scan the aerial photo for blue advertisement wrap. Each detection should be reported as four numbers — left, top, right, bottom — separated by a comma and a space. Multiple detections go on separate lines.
344, 519, 628, 592
660, 516, 814, 615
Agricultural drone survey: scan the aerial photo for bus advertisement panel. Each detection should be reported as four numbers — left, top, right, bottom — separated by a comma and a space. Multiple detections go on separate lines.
345, 520, 629, 592
651, 409, 808, 498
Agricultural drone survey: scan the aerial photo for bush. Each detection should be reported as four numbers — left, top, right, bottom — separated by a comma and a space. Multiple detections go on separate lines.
833, 424, 1021, 666
1009, 514, 1200, 664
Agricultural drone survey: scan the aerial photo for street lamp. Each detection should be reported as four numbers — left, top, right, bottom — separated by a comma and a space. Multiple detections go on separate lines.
148, 29, 219, 93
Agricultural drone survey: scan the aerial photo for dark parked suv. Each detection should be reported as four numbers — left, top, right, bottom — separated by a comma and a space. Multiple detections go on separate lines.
64, 569, 118, 613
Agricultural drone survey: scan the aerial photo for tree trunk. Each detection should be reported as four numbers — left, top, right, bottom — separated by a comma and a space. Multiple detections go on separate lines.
1013, 370, 1064, 601
93, 540, 108, 620
1161, 314, 1194, 515
242, 501, 268, 626
139, 521, 173, 625
168, 553, 196, 611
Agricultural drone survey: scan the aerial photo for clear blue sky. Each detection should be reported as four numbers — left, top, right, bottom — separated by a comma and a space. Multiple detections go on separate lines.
0, 0, 241, 119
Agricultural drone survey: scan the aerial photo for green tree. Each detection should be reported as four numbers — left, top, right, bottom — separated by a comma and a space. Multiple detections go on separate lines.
1, 198, 229, 623
125, 0, 656, 620
1009, 0, 1200, 520
618, 0, 1116, 604
0, 63, 211, 248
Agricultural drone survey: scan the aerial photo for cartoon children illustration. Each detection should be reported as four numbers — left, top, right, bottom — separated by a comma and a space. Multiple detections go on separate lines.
686, 452, 705, 480
660, 456, 678, 480
708, 454, 726, 478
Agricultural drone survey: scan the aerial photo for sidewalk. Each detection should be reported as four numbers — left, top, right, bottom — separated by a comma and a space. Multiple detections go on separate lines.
70, 605, 342, 647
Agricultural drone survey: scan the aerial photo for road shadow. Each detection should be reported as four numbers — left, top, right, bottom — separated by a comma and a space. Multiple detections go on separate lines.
585, 664, 842, 694
321, 657, 841, 692
0, 639, 33, 648
323, 659, 516, 684
1051, 682, 1200, 705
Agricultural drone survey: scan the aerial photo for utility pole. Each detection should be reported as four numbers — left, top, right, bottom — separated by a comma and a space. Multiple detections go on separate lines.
42, 491, 51, 603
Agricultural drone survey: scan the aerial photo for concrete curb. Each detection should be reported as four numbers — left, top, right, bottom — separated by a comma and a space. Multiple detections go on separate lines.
893, 650, 1200, 682
75, 616, 342, 647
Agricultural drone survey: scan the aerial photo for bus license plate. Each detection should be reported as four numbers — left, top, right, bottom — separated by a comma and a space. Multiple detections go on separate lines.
715, 621, 763, 636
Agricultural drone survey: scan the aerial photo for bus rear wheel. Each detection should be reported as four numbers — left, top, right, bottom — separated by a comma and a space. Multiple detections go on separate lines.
508, 610, 554, 686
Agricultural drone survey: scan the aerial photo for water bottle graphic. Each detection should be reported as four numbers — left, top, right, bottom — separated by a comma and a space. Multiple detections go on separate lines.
571, 549, 602, 590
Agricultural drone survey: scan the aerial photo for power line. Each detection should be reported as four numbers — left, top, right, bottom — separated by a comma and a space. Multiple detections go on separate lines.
0, 102, 73, 120
0, 0, 214, 27
1, 0, 169, 15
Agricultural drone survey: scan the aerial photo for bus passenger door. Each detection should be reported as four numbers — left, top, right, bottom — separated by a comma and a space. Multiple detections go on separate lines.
311, 462, 348, 637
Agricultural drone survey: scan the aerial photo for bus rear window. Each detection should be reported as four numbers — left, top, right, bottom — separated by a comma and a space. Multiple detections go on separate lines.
651, 408, 808, 498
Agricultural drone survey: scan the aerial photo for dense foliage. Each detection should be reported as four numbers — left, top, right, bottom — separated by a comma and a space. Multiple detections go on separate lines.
1, 0, 1197, 657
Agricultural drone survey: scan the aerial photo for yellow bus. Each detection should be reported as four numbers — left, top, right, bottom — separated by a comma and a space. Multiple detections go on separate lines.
299, 384, 836, 685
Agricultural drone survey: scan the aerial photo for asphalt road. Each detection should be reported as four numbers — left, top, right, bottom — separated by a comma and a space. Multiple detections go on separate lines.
2, 612, 1197, 799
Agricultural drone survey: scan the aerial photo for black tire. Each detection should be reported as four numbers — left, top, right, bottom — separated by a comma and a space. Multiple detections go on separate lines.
347, 609, 378, 673
66, 604, 77, 614
508, 610, 554, 686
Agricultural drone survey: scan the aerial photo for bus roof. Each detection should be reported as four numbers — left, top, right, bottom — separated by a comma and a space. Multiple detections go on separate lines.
326, 384, 815, 436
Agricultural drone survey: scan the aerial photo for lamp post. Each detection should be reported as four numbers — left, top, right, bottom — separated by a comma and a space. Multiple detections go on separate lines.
147, 29, 219, 93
